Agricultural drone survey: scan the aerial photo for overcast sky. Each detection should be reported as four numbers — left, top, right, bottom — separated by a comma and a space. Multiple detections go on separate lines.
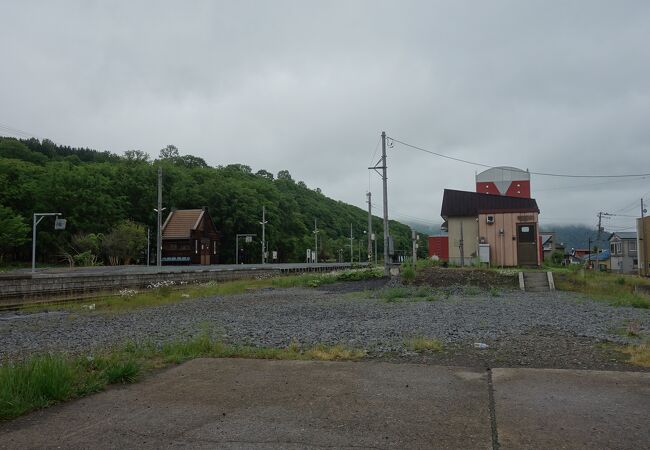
2, 1, 650, 233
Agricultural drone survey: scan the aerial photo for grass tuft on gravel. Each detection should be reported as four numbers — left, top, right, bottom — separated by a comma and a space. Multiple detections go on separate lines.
620, 343, 650, 367
403, 336, 444, 352
0, 334, 365, 421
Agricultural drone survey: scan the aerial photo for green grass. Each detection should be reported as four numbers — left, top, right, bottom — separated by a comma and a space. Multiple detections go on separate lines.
620, 343, 650, 367
403, 336, 444, 352
400, 264, 416, 284
24, 268, 385, 313
0, 334, 366, 421
555, 271, 650, 309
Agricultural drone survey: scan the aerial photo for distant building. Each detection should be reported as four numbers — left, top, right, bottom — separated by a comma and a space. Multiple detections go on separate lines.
584, 249, 611, 271
609, 232, 638, 274
440, 189, 540, 267
475, 166, 531, 198
540, 232, 558, 261
161, 207, 219, 265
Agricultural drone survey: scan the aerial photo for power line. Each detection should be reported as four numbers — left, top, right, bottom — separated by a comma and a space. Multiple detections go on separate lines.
388, 136, 650, 179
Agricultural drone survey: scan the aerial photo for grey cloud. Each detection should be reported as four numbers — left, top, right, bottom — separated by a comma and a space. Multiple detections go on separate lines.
1, 0, 649, 232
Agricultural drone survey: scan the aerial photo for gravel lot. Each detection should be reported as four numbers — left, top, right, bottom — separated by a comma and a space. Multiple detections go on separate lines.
1, 280, 649, 370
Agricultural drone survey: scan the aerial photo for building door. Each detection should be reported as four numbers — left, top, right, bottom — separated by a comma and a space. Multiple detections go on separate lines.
201, 239, 210, 265
517, 224, 538, 266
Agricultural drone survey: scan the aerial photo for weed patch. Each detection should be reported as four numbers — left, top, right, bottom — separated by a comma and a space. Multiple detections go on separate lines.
555, 271, 650, 309
403, 336, 444, 352
620, 343, 650, 367
0, 334, 365, 421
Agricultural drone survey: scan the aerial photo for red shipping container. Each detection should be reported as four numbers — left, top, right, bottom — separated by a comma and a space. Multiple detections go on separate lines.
428, 236, 449, 261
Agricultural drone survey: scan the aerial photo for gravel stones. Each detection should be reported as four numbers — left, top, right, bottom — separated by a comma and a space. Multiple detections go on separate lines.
1, 282, 648, 370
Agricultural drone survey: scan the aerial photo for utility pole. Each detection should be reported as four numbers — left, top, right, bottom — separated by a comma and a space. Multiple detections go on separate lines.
381, 132, 389, 273
374, 235, 378, 265
642, 199, 647, 277
367, 192, 372, 263
459, 221, 465, 267
156, 167, 163, 268
350, 223, 354, 263
313, 218, 319, 264
369, 131, 389, 273
412, 229, 417, 266
588, 237, 591, 270
260, 206, 267, 264
146, 227, 150, 266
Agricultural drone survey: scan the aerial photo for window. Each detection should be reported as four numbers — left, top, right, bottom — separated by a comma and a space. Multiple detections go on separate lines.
610, 242, 622, 255
628, 241, 637, 255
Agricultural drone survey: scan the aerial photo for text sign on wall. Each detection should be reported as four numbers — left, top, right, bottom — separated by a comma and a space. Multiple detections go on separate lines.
517, 215, 534, 222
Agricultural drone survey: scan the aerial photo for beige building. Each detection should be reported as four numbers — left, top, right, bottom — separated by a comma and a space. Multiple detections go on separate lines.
441, 189, 541, 267
446, 217, 479, 265
637, 216, 650, 277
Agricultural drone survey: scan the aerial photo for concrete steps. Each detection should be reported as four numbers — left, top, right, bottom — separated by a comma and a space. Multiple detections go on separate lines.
520, 271, 555, 292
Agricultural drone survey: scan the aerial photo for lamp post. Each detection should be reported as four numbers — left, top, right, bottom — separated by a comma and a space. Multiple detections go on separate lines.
32, 212, 64, 272
236, 234, 256, 264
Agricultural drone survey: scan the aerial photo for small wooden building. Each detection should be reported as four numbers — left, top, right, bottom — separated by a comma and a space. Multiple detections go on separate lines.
161, 207, 219, 265
441, 189, 541, 267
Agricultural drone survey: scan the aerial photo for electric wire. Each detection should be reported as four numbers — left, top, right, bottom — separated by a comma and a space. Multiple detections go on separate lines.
388, 136, 650, 179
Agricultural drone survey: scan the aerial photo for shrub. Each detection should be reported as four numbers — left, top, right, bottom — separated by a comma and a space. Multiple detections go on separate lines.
401, 264, 416, 284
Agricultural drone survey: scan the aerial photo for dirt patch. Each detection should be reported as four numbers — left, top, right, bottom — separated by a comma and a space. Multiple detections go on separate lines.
414, 267, 518, 289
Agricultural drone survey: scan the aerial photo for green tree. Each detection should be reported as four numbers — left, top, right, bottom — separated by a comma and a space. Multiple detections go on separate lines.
0, 205, 29, 264
102, 220, 146, 265
159, 145, 179, 159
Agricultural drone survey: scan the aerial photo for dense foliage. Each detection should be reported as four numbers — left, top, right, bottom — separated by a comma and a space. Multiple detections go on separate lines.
0, 136, 420, 265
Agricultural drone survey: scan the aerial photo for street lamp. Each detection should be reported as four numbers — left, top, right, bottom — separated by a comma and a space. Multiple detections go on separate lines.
32, 212, 65, 272
236, 234, 256, 264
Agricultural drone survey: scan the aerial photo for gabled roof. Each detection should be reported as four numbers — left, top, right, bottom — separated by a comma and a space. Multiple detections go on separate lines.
441, 189, 539, 219
609, 232, 637, 241
162, 209, 206, 239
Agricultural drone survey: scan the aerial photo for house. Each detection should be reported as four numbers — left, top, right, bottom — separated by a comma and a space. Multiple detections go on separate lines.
540, 232, 557, 261
440, 189, 541, 267
161, 207, 219, 265
584, 249, 611, 271
609, 232, 638, 274
637, 216, 650, 277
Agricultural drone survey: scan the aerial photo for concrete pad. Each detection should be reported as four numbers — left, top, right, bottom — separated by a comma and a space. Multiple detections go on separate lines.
492, 368, 650, 449
0, 359, 492, 449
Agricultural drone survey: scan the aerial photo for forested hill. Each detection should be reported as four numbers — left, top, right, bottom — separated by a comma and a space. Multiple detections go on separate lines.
0, 137, 419, 265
